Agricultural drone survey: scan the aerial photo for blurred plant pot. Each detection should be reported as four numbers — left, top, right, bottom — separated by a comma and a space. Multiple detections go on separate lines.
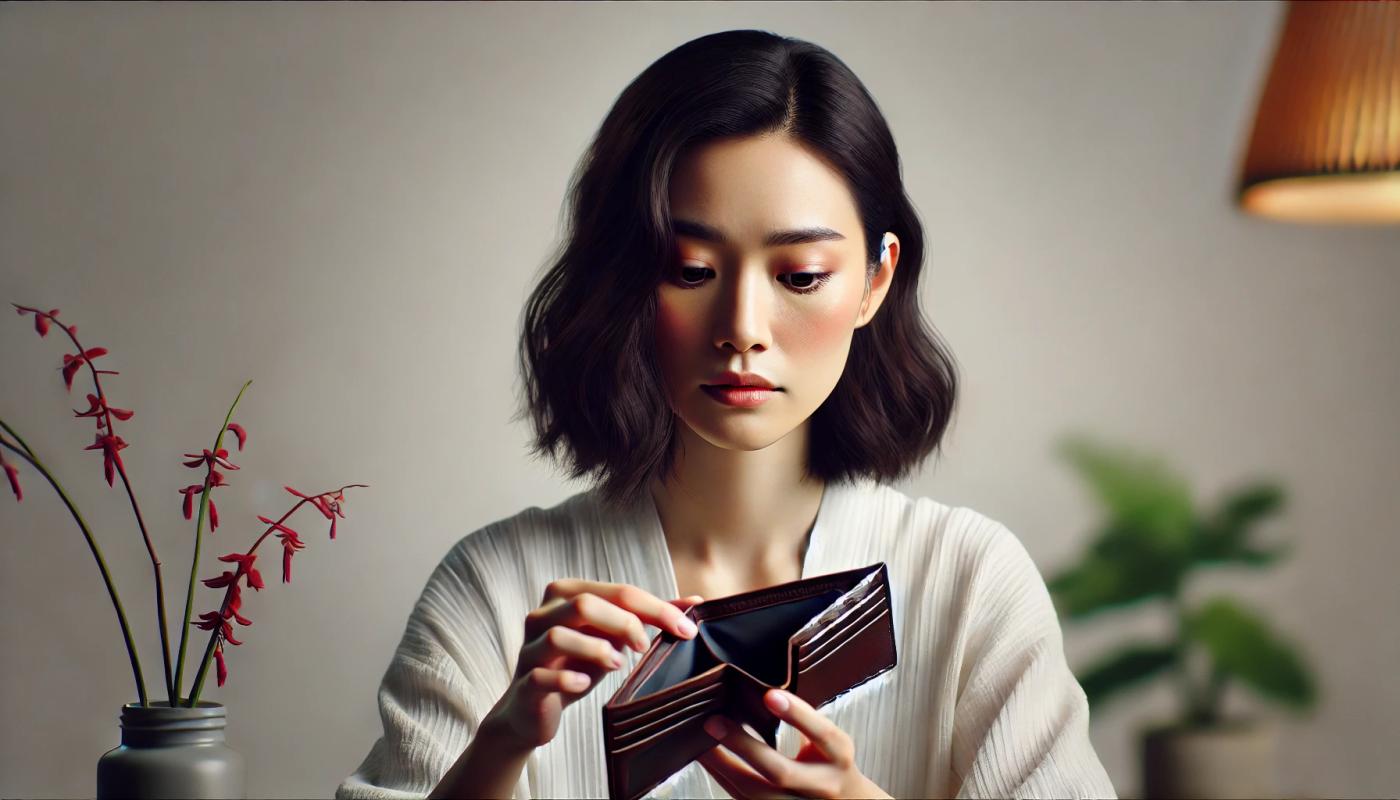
97, 701, 245, 799
1141, 718, 1277, 799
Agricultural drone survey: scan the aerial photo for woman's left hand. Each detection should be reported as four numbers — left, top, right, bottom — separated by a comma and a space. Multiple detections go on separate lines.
696, 688, 893, 799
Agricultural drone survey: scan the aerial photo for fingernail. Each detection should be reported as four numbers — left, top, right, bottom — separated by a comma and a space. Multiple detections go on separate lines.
678, 616, 698, 638
766, 689, 790, 712
704, 715, 729, 739
633, 632, 650, 652
608, 649, 624, 669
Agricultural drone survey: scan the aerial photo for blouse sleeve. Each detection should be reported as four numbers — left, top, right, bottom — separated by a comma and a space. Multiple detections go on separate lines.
335, 535, 522, 800
947, 522, 1118, 799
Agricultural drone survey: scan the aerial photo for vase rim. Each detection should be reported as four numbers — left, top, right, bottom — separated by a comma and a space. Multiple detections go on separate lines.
121, 700, 226, 711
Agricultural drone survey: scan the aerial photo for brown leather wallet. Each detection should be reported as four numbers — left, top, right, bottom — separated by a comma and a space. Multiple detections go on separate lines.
601, 562, 897, 800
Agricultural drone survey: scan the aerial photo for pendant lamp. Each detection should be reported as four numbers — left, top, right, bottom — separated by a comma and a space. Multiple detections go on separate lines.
1236, 0, 1400, 224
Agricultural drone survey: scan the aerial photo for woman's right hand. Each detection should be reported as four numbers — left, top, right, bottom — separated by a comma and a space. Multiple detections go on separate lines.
482, 579, 704, 752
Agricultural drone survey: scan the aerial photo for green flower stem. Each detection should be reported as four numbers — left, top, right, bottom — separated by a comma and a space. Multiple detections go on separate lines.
0, 421, 148, 706
172, 380, 251, 705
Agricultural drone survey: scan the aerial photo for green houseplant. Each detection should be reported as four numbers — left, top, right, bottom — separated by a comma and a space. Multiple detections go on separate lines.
1046, 434, 1318, 799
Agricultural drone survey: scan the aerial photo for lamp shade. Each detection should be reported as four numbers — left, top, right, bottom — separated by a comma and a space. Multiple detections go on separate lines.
1236, 0, 1400, 224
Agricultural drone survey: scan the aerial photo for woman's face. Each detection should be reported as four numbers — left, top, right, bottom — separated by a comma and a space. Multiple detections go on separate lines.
655, 133, 898, 453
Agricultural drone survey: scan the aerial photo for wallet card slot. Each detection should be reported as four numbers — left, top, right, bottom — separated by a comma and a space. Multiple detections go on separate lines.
611, 686, 724, 749
795, 586, 888, 663
800, 594, 884, 669
609, 678, 722, 729
789, 566, 885, 648
795, 606, 890, 675
608, 703, 713, 755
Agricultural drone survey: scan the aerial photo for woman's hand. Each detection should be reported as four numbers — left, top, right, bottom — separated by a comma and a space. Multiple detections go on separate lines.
697, 688, 892, 799
483, 579, 703, 752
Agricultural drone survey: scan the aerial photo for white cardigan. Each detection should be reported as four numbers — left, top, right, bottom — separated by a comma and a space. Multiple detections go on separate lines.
335, 477, 1117, 799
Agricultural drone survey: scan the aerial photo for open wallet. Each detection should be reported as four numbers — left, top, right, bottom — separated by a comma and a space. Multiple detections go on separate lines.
600, 562, 897, 800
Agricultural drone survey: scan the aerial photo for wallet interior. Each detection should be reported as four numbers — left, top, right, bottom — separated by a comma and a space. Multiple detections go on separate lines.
631, 589, 846, 696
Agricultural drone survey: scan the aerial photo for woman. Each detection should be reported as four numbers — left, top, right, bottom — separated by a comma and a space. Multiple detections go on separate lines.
337, 29, 1115, 800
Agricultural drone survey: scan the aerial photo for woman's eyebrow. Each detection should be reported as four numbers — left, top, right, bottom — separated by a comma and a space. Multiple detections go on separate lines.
672, 218, 846, 248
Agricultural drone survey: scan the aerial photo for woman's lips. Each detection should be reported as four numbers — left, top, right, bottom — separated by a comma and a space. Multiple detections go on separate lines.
701, 385, 779, 408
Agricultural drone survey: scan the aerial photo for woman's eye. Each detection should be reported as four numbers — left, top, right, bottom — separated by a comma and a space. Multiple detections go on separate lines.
674, 265, 831, 295
678, 265, 710, 286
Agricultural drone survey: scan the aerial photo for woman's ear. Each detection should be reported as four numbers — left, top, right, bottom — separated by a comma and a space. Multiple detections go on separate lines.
856, 233, 898, 328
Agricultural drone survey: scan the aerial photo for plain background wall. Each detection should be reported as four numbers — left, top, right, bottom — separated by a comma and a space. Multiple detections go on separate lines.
2, 2, 1397, 797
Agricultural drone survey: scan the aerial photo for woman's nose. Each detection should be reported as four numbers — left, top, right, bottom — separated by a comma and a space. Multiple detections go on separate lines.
711, 270, 772, 353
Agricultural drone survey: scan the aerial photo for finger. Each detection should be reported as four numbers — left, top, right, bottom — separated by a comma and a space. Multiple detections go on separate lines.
515, 666, 593, 705
529, 592, 652, 653
696, 745, 790, 800
547, 579, 700, 641
704, 714, 820, 795
521, 624, 627, 674
764, 689, 853, 767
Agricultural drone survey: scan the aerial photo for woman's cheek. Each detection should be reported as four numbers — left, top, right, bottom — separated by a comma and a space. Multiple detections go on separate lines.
778, 300, 853, 359
654, 295, 703, 399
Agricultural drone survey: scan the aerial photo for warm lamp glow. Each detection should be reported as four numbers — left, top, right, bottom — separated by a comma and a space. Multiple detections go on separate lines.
1236, 0, 1400, 224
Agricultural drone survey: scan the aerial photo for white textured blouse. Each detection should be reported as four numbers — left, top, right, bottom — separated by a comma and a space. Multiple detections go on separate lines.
335, 477, 1117, 799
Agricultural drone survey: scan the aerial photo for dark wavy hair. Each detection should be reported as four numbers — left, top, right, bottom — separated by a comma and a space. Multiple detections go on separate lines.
515, 29, 960, 514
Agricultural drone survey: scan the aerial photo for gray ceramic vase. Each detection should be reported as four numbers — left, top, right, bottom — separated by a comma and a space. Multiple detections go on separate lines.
96, 701, 245, 799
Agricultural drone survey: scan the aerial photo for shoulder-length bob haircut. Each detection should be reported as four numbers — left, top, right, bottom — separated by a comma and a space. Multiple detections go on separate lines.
517, 29, 960, 513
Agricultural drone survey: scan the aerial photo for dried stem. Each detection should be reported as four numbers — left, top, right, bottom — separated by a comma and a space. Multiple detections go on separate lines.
19, 309, 175, 705
0, 422, 149, 705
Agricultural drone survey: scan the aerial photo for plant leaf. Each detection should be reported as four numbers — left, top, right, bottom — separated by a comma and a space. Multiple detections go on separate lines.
1055, 434, 1197, 551
1074, 644, 1177, 710
1195, 482, 1288, 564
1049, 534, 1183, 618
1185, 596, 1318, 711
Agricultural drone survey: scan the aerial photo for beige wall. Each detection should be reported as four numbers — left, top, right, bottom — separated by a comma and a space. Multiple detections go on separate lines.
2, 2, 1397, 797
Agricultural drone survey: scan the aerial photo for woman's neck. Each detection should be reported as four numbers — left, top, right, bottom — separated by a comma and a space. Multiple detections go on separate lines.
648, 422, 825, 588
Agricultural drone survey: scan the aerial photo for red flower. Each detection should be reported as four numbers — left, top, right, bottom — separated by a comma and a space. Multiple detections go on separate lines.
217, 552, 264, 590
84, 432, 129, 487
12, 304, 60, 337
73, 393, 134, 426
224, 588, 252, 626
3, 458, 20, 501
214, 642, 228, 687
60, 347, 117, 392
193, 610, 244, 646
284, 485, 346, 539
179, 484, 202, 520
259, 515, 306, 583
182, 448, 239, 472
225, 423, 247, 451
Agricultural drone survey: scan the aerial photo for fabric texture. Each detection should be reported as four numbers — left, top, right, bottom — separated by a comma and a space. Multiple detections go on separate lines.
335, 478, 1118, 799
